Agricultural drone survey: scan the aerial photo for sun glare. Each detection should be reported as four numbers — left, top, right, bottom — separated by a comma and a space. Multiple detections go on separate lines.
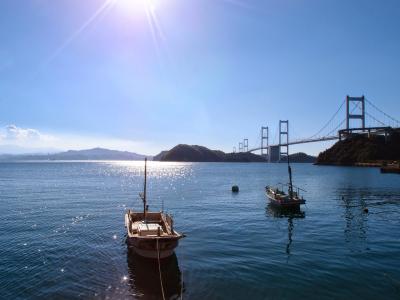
115, 0, 159, 15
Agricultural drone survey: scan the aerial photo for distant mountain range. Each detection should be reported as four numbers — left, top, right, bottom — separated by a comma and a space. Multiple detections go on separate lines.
0, 147, 148, 161
0, 144, 60, 155
280, 152, 317, 163
154, 144, 266, 162
154, 144, 316, 163
0, 145, 316, 163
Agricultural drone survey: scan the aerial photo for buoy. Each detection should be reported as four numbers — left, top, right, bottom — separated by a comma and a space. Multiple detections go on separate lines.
232, 185, 239, 193
363, 208, 369, 213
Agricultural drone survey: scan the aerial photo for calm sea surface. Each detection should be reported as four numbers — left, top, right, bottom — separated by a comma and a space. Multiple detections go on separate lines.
1, 161, 400, 300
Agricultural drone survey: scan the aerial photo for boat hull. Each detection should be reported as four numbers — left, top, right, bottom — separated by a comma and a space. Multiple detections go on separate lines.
266, 193, 305, 208
127, 236, 180, 259
381, 166, 400, 174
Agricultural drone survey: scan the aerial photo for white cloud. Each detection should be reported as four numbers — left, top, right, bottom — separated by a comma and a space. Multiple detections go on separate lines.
0, 124, 161, 155
3, 124, 43, 141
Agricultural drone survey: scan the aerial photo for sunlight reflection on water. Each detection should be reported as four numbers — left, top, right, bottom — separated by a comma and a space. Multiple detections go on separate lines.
0, 162, 399, 299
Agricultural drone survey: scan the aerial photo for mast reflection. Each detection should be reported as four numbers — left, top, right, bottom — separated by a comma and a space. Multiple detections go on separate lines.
339, 189, 369, 251
267, 205, 305, 255
126, 248, 184, 299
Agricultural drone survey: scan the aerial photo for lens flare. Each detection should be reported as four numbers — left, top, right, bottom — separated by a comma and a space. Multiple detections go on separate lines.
115, 0, 159, 15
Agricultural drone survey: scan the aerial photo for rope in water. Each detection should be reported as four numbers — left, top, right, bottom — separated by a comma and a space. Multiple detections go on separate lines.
156, 238, 166, 300
180, 263, 184, 300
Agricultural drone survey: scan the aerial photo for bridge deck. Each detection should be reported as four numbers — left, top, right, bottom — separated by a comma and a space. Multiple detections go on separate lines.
248, 136, 338, 152
248, 126, 398, 153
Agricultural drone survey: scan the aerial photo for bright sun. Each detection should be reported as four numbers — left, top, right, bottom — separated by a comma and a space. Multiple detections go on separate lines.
115, 0, 159, 14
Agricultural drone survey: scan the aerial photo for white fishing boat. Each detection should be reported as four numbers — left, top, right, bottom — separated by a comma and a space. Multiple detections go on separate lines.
125, 159, 185, 259
265, 184, 305, 208
266, 145, 306, 208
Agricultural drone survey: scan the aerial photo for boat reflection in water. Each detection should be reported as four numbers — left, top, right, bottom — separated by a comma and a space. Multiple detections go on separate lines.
267, 205, 305, 255
338, 189, 370, 252
126, 248, 184, 299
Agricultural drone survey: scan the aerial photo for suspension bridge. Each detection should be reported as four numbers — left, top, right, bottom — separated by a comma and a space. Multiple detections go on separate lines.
234, 95, 400, 162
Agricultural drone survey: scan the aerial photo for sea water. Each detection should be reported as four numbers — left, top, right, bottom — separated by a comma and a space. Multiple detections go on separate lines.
0, 161, 399, 299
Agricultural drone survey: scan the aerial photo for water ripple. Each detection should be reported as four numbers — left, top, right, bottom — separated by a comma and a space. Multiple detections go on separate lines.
0, 162, 399, 299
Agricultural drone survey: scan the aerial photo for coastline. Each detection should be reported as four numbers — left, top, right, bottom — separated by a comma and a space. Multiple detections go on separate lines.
315, 161, 400, 174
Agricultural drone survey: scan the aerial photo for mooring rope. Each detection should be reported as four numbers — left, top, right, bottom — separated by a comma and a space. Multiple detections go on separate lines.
156, 238, 166, 300
180, 263, 184, 300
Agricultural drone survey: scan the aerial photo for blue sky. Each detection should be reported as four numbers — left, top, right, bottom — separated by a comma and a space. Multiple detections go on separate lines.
0, 0, 399, 155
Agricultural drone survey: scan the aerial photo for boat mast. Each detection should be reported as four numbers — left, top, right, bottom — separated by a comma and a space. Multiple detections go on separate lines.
143, 158, 147, 222
287, 145, 293, 200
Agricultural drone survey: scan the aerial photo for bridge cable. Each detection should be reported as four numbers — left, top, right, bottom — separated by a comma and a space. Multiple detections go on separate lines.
272, 126, 279, 145
365, 111, 386, 127
308, 99, 346, 139
325, 101, 362, 136
325, 118, 346, 136
289, 121, 300, 144
365, 98, 400, 126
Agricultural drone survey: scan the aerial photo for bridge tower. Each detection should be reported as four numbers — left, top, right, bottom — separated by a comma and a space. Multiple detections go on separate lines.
261, 126, 269, 158
346, 95, 365, 130
238, 142, 243, 153
279, 120, 289, 162
243, 139, 249, 152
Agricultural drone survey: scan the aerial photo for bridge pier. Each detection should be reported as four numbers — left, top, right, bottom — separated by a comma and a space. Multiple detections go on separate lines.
268, 145, 280, 162
346, 95, 365, 130
279, 120, 289, 162
261, 126, 269, 158
243, 139, 249, 152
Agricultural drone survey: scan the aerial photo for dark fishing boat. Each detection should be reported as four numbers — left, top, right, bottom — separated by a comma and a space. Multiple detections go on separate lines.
380, 162, 400, 174
266, 147, 306, 208
125, 158, 185, 259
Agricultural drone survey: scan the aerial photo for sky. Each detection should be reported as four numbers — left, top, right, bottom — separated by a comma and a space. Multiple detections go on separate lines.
0, 0, 399, 155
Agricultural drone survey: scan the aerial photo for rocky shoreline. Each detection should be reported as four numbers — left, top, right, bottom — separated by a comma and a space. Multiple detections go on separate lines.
316, 129, 400, 166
